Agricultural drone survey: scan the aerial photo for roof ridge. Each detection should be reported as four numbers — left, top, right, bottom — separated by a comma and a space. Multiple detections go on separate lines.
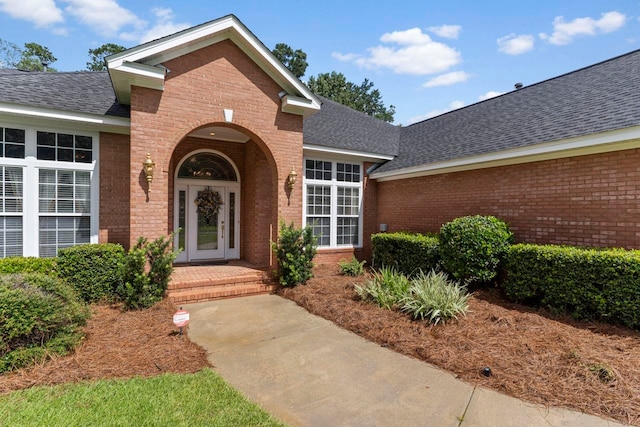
407, 47, 640, 128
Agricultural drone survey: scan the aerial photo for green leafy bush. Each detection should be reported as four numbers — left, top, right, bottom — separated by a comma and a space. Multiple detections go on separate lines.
118, 235, 177, 310
439, 215, 513, 284
339, 255, 366, 276
371, 232, 440, 276
503, 244, 640, 328
57, 244, 125, 303
355, 267, 410, 310
0, 257, 56, 275
272, 222, 317, 286
0, 273, 89, 372
400, 270, 470, 325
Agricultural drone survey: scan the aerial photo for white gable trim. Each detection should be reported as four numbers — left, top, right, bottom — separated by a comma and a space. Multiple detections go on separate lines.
106, 15, 320, 116
371, 126, 640, 182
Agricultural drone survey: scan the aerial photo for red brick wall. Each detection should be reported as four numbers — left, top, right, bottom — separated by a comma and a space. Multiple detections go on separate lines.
377, 149, 640, 249
128, 39, 304, 266
99, 132, 130, 247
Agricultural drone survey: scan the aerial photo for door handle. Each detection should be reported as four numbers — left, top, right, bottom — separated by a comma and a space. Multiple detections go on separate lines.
221, 220, 224, 239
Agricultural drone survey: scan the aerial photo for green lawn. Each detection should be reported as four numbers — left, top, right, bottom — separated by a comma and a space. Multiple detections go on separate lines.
0, 369, 285, 427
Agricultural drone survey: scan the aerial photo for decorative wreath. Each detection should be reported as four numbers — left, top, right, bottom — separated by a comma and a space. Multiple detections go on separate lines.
194, 187, 223, 226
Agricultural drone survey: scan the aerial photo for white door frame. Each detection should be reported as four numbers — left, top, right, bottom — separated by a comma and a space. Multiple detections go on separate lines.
174, 149, 240, 263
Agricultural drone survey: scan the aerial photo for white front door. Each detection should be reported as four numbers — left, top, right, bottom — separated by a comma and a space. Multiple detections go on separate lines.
188, 185, 225, 260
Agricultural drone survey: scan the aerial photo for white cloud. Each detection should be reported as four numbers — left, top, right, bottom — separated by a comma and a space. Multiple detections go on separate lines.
332, 52, 358, 61
335, 27, 461, 75
120, 7, 190, 43
497, 34, 534, 55
422, 71, 470, 88
408, 100, 465, 124
63, 0, 142, 37
428, 24, 461, 39
478, 91, 504, 101
137, 8, 190, 43
540, 11, 626, 45
0, 0, 63, 27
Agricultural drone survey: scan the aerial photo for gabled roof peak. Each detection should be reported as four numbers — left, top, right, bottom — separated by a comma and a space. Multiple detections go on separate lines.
105, 14, 320, 116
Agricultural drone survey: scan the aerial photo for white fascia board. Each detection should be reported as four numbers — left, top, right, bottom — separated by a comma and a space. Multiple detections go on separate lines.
281, 95, 321, 117
105, 15, 320, 110
109, 62, 166, 104
371, 126, 640, 182
304, 144, 395, 163
0, 102, 131, 134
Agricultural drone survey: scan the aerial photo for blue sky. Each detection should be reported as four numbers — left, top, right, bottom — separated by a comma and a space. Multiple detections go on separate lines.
1, 1, 639, 125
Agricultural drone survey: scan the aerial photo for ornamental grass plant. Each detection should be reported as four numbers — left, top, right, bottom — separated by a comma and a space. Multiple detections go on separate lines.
355, 266, 410, 310
400, 270, 470, 325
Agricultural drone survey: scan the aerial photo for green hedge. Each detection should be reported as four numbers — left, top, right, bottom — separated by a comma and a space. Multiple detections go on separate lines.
0, 257, 56, 275
503, 244, 640, 328
0, 273, 89, 372
439, 215, 513, 284
371, 232, 440, 276
57, 243, 125, 303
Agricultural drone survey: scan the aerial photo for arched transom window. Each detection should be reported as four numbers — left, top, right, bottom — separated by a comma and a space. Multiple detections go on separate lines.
178, 152, 237, 181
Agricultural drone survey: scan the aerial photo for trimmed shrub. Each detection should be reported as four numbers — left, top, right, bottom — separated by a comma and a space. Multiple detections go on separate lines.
272, 222, 317, 287
0, 257, 56, 275
503, 244, 640, 328
339, 256, 366, 276
355, 267, 410, 310
401, 270, 470, 325
371, 232, 440, 276
118, 235, 177, 310
57, 244, 125, 303
439, 215, 513, 284
0, 273, 89, 372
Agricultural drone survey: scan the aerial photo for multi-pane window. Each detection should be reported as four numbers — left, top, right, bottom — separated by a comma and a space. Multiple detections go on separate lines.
337, 187, 360, 245
304, 159, 362, 247
306, 184, 331, 246
0, 166, 23, 257
0, 123, 96, 258
0, 128, 26, 159
37, 131, 93, 163
38, 169, 91, 257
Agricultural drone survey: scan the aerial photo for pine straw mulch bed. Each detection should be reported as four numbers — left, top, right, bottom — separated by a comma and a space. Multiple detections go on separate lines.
0, 299, 211, 395
279, 265, 640, 426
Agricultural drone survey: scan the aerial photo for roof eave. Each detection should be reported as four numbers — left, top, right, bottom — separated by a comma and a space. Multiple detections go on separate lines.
372, 126, 640, 181
0, 102, 131, 134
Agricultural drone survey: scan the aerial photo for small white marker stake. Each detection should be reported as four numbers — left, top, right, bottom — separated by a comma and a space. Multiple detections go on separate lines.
173, 307, 190, 335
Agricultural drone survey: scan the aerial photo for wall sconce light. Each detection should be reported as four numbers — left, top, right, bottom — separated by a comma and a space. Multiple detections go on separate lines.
287, 166, 298, 191
143, 153, 156, 192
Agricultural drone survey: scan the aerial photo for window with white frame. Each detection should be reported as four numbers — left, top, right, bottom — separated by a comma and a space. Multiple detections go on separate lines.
0, 124, 97, 258
304, 159, 362, 247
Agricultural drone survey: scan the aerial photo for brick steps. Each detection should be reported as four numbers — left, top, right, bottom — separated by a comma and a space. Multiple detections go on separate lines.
168, 266, 278, 304
169, 282, 278, 304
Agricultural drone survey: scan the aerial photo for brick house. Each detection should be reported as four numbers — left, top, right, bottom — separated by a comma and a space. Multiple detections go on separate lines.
0, 14, 639, 269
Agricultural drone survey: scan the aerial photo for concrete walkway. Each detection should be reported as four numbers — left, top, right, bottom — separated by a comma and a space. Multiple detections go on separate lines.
185, 295, 624, 427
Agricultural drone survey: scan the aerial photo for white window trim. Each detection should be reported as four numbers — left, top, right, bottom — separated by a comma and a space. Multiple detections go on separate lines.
303, 157, 364, 249
0, 123, 99, 257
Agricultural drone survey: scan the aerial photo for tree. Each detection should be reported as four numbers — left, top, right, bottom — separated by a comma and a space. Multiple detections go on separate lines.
15, 42, 57, 72
87, 43, 126, 71
308, 72, 395, 123
272, 43, 308, 79
0, 39, 21, 68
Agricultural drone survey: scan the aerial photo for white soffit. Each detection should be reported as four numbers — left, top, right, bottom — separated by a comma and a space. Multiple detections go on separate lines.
371, 126, 640, 182
304, 143, 395, 163
0, 102, 131, 134
106, 14, 320, 116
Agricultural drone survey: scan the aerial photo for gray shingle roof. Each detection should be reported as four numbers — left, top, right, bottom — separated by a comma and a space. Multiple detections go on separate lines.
0, 69, 129, 118
303, 95, 399, 157
376, 49, 640, 174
